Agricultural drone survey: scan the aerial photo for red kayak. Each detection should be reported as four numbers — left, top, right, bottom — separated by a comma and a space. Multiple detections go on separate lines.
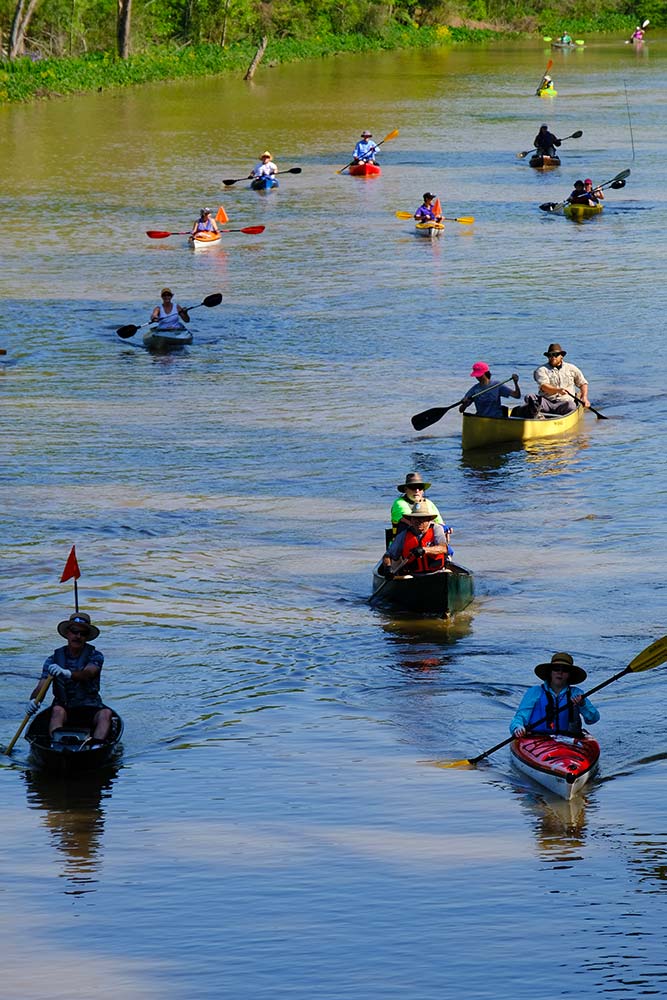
511, 733, 600, 799
349, 162, 381, 177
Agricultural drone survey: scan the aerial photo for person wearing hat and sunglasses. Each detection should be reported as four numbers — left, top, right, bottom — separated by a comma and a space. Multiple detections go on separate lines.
390, 473, 452, 552
249, 150, 278, 182
150, 288, 191, 331
460, 363, 521, 418
520, 343, 590, 418
381, 501, 450, 579
190, 207, 220, 237
583, 178, 604, 201
509, 652, 600, 738
414, 193, 442, 224
25, 612, 112, 744
352, 130, 378, 165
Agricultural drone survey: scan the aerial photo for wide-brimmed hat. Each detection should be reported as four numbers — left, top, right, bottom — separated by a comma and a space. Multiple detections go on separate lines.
260, 151, 272, 158
360, 130, 373, 137
544, 342, 567, 357
534, 652, 586, 685
470, 361, 490, 378
403, 501, 437, 520
57, 611, 100, 641
160, 287, 173, 297
397, 472, 432, 492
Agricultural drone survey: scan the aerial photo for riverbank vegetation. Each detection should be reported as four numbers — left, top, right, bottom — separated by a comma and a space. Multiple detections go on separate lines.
0, 0, 658, 103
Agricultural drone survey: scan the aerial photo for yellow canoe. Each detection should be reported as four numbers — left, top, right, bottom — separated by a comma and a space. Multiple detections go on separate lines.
461, 405, 584, 451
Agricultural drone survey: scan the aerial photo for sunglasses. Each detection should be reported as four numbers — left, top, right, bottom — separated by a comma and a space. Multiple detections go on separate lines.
69, 628, 87, 637
548, 352, 563, 358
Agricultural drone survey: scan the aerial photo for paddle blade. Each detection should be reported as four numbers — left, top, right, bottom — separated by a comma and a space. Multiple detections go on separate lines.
239, 225, 265, 234
216, 205, 229, 224
628, 635, 667, 673
454, 216, 475, 224
434, 758, 476, 769
395, 211, 413, 219
382, 128, 400, 143
571, 130, 583, 138
610, 179, 626, 189
146, 231, 173, 239
202, 293, 223, 308
288, 167, 302, 174
222, 178, 240, 186
411, 406, 448, 431
116, 324, 140, 338
539, 202, 557, 212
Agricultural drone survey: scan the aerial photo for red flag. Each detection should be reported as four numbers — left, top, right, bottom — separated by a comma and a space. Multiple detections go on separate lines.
60, 546, 81, 583
433, 197, 443, 219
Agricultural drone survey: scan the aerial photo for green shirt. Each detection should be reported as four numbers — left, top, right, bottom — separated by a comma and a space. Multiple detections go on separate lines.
390, 496, 443, 526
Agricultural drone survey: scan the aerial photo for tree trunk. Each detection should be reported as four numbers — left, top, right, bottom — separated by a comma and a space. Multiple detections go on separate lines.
244, 36, 267, 80
117, 0, 131, 59
8, 0, 40, 59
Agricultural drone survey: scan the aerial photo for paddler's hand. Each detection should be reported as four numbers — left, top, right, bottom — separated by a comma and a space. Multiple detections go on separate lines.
512, 373, 519, 383
413, 546, 425, 558
513, 726, 526, 737
47, 664, 72, 679
25, 698, 41, 716
571, 694, 583, 706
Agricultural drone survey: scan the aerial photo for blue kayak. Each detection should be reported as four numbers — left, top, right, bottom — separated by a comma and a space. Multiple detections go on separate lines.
251, 176, 279, 191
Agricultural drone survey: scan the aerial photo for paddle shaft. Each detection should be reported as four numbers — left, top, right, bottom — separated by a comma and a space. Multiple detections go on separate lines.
536, 58, 553, 94
395, 211, 474, 224
223, 167, 301, 186
412, 376, 516, 431
518, 131, 582, 158
5, 676, 52, 755
338, 128, 398, 174
117, 293, 222, 339
564, 388, 608, 420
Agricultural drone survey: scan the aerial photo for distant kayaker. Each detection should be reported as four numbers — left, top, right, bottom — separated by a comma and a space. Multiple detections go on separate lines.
558, 31, 572, 44
534, 124, 561, 158
414, 193, 442, 224
190, 208, 219, 237
521, 342, 590, 418
537, 74, 555, 94
381, 502, 450, 579
584, 178, 604, 200
631, 26, 645, 42
568, 179, 599, 206
352, 130, 378, 165
460, 363, 521, 418
25, 612, 112, 745
249, 151, 278, 181
509, 652, 600, 738
150, 288, 190, 330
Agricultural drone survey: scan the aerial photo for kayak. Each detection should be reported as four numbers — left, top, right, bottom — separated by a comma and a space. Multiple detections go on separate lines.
529, 154, 561, 169
189, 231, 222, 250
415, 221, 445, 238
461, 404, 584, 451
349, 162, 381, 177
143, 326, 193, 351
551, 41, 581, 49
371, 560, 474, 618
25, 705, 124, 774
251, 176, 279, 191
538, 88, 558, 97
563, 203, 604, 220
511, 733, 600, 799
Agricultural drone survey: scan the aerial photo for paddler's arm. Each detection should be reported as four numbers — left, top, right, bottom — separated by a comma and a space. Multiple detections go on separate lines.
572, 688, 600, 723
509, 687, 542, 737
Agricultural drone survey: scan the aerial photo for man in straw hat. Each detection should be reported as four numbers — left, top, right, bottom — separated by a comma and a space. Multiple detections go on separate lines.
391, 472, 445, 534
352, 130, 378, 165
509, 652, 600, 738
518, 342, 590, 418
26, 612, 112, 744
381, 501, 450, 579
249, 150, 278, 182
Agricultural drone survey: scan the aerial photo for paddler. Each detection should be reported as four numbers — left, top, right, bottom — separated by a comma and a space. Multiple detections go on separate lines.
414, 193, 442, 224
534, 124, 561, 158
352, 130, 378, 165
584, 178, 604, 201
459, 363, 521, 418
509, 652, 600, 738
380, 502, 450, 579
537, 74, 555, 95
391, 472, 450, 536
150, 288, 191, 330
25, 612, 112, 746
520, 342, 590, 418
568, 179, 599, 206
190, 207, 220, 237
249, 150, 278, 182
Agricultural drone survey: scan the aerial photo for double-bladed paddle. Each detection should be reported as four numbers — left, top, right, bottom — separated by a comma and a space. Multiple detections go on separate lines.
4, 676, 53, 755
438, 635, 667, 769
395, 211, 475, 224
535, 58, 553, 95
222, 167, 302, 187
337, 128, 399, 175
411, 376, 516, 432
516, 130, 583, 159
539, 168, 631, 214
146, 225, 265, 238
116, 292, 223, 340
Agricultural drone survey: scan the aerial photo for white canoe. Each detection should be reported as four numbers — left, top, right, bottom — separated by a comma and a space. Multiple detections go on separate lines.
143, 326, 193, 351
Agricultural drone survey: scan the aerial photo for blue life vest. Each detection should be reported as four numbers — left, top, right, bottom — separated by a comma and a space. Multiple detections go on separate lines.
528, 684, 582, 735
52, 643, 103, 709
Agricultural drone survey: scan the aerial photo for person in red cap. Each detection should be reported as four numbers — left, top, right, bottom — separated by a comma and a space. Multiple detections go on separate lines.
459, 363, 521, 418
584, 178, 604, 201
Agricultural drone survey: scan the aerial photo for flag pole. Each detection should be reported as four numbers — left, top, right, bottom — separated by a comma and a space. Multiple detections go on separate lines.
74, 578, 79, 612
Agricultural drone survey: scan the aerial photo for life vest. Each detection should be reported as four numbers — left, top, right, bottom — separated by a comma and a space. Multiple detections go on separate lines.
195, 218, 215, 232
401, 525, 446, 573
51, 643, 103, 709
156, 303, 183, 330
528, 684, 582, 735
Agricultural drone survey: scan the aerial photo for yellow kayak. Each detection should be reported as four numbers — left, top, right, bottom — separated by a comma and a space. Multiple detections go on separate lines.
563, 203, 604, 220
415, 221, 445, 238
538, 87, 558, 97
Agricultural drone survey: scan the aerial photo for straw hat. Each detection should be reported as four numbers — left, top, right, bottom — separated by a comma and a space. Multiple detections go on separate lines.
534, 652, 586, 685
397, 472, 432, 492
57, 611, 100, 641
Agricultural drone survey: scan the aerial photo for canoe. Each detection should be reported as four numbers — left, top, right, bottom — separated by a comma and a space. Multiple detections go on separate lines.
538, 88, 558, 97
251, 176, 279, 191
371, 560, 474, 618
349, 162, 381, 177
461, 404, 584, 451
189, 231, 222, 250
415, 221, 445, 238
551, 41, 580, 49
511, 733, 600, 799
26, 705, 124, 774
143, 326, 193, 351
563, 203, 604, 221
529, 154, 561, 169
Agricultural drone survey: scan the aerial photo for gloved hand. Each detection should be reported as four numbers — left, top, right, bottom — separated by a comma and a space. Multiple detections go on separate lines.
47, 664, 72, 679
378, 564, 394, 580
413, 546, 425, 558
25, 698, 41, 716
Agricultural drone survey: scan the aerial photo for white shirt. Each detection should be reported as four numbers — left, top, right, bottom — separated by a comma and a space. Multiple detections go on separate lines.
533, 361, 588, 399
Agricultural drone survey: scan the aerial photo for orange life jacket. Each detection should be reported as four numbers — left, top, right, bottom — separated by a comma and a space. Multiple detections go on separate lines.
401, 526, 446, 573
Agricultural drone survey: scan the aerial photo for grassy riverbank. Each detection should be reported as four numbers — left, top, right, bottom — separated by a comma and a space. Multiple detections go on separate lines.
0, 18, 637, 105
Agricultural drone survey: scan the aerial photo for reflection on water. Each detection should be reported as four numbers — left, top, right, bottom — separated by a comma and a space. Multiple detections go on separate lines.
22, 767, 119, 895
512, 784, 590, 858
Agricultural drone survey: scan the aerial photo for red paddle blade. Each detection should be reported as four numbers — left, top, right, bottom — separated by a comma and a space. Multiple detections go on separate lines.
240, 225, 265, 234
146, 230, 174, 239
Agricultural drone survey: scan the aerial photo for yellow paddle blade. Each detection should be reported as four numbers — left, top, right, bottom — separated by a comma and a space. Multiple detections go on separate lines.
382, 128, 399, 143
395, 211, 413, 219
433, 758, 476, 769
455, 216, 475, 224
628, 635, 667, 673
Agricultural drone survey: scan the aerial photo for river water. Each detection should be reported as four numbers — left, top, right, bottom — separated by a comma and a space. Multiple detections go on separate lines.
1, 35, 667, 999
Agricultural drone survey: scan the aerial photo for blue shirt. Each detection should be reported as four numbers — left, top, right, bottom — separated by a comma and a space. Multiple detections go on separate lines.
464, 381, 515, 418
353, 139, 377, 162
510, 683, 600, 735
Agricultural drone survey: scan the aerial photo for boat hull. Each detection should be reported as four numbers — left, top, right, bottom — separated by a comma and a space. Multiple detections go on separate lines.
461, 404, 584, 451
563, 203, 604, 221
349, 162, 381, 177
251, 176, 279, 191
529, 154, 561, 169
371, 560, 474, 617
538, 88, 558, 97
511, 733, 600, 799
189, 231, 222, 249
26, 706, 124, 774
415, 222, 445, 237
143, 326, 193, 351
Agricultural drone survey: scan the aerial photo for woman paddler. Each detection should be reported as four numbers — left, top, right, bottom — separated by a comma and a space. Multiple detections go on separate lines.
509, 652, 600, 738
